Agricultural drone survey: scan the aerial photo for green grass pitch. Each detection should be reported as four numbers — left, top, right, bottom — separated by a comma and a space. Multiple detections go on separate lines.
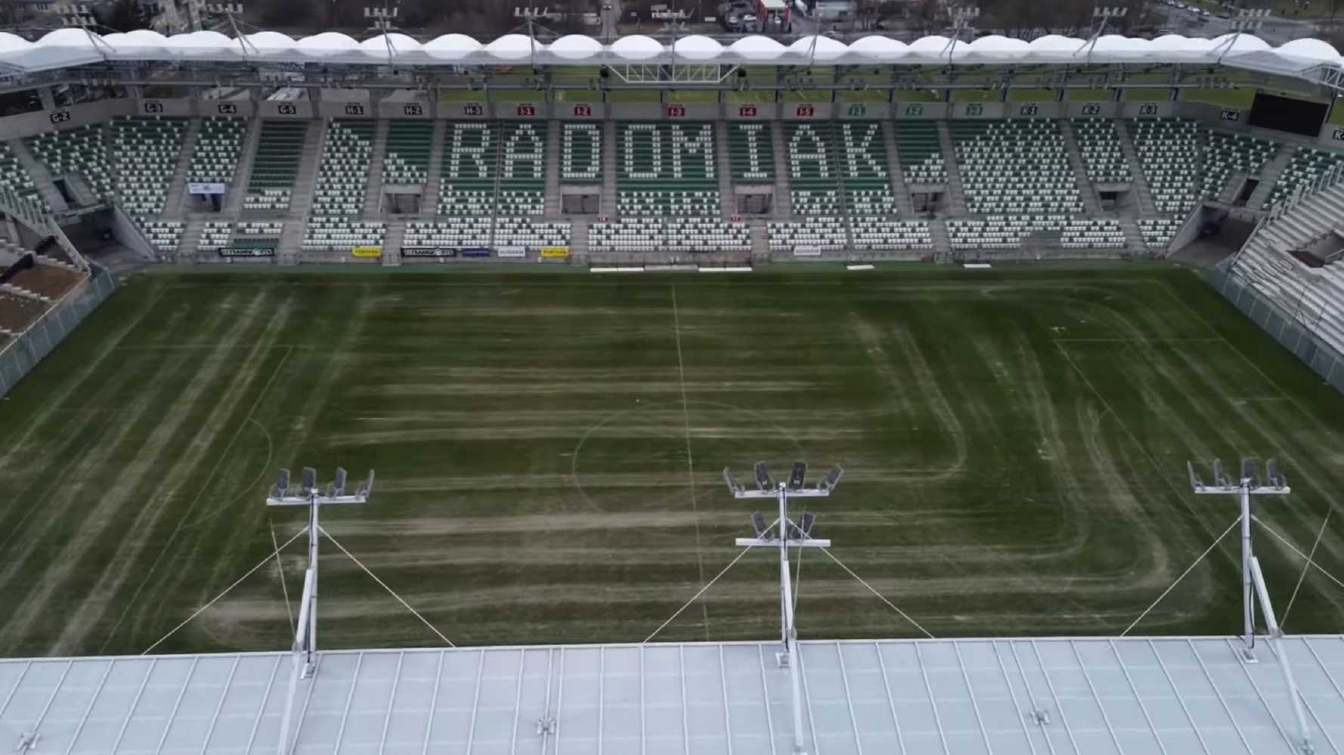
2, 264, 1343, 658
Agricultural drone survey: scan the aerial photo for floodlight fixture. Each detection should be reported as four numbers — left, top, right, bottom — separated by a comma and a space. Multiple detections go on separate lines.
331, 467, 348, 497
799, 512, 816, 538
1186, 458, 1310, 755
788, 462, 806, 491
751, 511, 770, 538
723, 468, 745, 497
301, 467, 317, 494
754, 462, 774, 491
819, 465, 844, 492
274, 468, 291, 498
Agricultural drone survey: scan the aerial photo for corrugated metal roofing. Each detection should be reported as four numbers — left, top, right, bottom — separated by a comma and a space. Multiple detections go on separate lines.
1, 635, 1342, 754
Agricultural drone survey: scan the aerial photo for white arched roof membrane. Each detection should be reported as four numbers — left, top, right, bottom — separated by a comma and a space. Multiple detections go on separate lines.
0, 30, 1339, 74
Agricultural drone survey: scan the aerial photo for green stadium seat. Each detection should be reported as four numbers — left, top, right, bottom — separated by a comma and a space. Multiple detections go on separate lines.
616, 122, 719, 217
245, 120, 309, 211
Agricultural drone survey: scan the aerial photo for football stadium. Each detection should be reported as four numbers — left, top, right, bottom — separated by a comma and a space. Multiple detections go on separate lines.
2, 20, 1344, 754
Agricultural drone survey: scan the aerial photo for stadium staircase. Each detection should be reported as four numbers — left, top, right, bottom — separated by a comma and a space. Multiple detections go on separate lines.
879, 121, 916, 217
159, 118, 201, 220
10, 139, 68, 214
570, 216, 589, 262
421, 119, 447, 219
381, 219, 404, 266
544, 122, 561, 218
769, 122, 792, 218
1113, 122, 1158, 215
1247, 148, 1295, 210
600, 120, 617, 217
285, 122, 324, 221
1058, 121, 1103, 215
928, 219, 951, 257
749, 220, 768, 260
1116, 215, 1148, 253
935, 123, 968, 215
715, 122, 734, 217
223, 119, 262, 214
362, 119, 389, 216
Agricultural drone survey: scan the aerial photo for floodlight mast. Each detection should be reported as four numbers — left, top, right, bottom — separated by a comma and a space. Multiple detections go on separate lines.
267, 466, 373, 755
1188, 458, 1313, 755
724, 462, 842, 755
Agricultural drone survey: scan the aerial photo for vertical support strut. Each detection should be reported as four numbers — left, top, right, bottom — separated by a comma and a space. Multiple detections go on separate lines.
1188, 459, 1311, 754
266, 467, 374, 755
724, 463, 842, 755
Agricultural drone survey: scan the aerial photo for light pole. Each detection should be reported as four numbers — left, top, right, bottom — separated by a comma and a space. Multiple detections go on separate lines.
1188, 458, 1313, 755
723, 461, 843, 755
267, 467, 373, 755
942, 5, 980, 63
1217, 7, 1270, 62
1079, 6, 1129, 63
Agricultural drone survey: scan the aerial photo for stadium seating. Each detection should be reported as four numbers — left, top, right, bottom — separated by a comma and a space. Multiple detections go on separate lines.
140, 220, 183, 253
111, 117, 185, 217
1266, 146, 1344, 208
187, 117, 246, 186
1070, 119, 1130, 183
949, 120, 1083, 216
767, 218, 847, 255
302, 219, 385, 252
198, 221, 234, 252
28, 124, 113, 202
616, 122, 719, 216
785, 122, 897, 217
560, 122, 602, 182
438, 122, 494, 215
1060, 218, 1126, 249
304, 121, 382, 252
893, 122, 946, 185
1129, 119, 1276, 223
310, 121, 375, 216
1200, 130, 1277, 200
948, 216, 1123, 252
0, 142, 44, 209
727, 122, 774, 183
1139, 217, 1182, 249
199, 221, 283, 254
439, 121, 547, 216
245, 121, 308, 211
849, 219, 933, 253
498, 122, 547, 215
383, 120, 434, 186
590, 218, 747, 254
404, 219, 569, 250
1128, 119, 1200, 214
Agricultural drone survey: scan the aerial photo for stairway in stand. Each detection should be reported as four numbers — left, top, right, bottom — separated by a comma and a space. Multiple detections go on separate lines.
160, 118, 202, 220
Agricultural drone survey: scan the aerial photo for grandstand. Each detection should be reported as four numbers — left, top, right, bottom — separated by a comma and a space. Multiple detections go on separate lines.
0, 31, 1336, 269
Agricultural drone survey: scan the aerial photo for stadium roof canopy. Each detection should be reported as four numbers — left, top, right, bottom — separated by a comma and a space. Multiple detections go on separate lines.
0, 30, 1341, 77
2, 635, 1343, 754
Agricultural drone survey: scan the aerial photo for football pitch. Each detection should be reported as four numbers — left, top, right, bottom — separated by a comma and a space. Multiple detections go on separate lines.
2, 264, 1343, 659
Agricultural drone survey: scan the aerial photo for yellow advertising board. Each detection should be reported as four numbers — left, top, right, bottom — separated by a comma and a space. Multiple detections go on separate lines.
353, 246, 383, 259
540, 247, 571, 261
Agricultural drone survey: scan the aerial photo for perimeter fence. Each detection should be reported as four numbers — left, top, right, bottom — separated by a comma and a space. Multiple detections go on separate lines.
1205, 268, 1344, 394
0, 267, 117, 398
